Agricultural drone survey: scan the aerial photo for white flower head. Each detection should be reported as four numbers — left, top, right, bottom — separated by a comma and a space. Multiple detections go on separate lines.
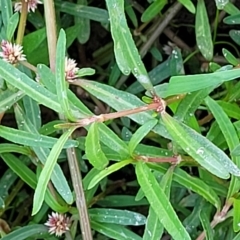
44, 212, 71, 237
14, 0, 42, 13
65, 57, 79, 80
0, 40, 26, 64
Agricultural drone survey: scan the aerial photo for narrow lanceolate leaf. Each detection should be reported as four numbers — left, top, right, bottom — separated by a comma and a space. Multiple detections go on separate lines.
161, 112, 240, 179
167, 68, 240, 96
0, 125, 77, 148
143, 167, 174, 240
141, 0, 167, 22
56, 29, 76, 121
199, 210, 214, 240
224, 14, 240, 24
1, 224, 48, 240
195, 0, 213, 60
106, 0, 153, 92
205, 97, 240, 197
23, 96, 41, 130
0, 90, 24, 113
85, 122, 109, 170
74, 0, 90, 44
148, 163, 221, 209
129, 119, 158, 155
233, 199, 240, 232
136, 162, 191, 240
88, 159, 134, 189
91, 221, 142, 240
6, 12, 19, 40
178, 0, 195, 13
222, 48, 239, 66
0, 59, 62, 113
32, 127, 76, 215
89, 208, 146, 226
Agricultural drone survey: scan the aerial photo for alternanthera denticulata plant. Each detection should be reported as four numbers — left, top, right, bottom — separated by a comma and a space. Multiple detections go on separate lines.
1, 0, 240, 240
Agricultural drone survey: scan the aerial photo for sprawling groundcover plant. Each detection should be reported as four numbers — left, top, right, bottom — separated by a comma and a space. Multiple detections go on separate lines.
1, 0, 240, 239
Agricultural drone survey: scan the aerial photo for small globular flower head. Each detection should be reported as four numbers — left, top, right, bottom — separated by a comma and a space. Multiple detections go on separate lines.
45, 212, 71, 237
0, 40, 26, 64
14, 0, 42, 13
65, 57, 79, 80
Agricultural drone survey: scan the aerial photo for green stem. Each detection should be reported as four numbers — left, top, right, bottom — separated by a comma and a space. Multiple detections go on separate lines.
183, 49, 199, 64
16, 0, 28, 45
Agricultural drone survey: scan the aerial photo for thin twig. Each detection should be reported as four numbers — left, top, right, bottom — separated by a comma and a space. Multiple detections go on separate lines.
196, 202, 232, 240
140, 2, 182, 57
16, 0, 28, 45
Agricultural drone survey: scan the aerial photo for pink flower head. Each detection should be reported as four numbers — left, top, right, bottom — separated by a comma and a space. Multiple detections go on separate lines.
45, 212, 71, 237
0, 40, 26, 64
65, 57, 79, 80
14, 0, 42, 13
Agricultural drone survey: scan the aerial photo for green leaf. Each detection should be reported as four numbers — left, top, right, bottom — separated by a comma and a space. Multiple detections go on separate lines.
205, 96, 240, 197
23, 96, 41, 130
0, 144, 31, 155
37, 64, 91, 118
222, 48, 239, 66
136, 162, 191, 240
149, 163, 221, 209
175, 87, 214, 123
141, 0, 167, 22
23, 28, 46, 54
195, 0, 213, 60
233, 199, 240, 232
88, 159, 134, 189
0, 125, 77, 148
224, 14, 240, 24
56, 29, 76, 121
1, 0, 13, 27
1, 153, 37, 189
169, 47, 184, 76
143, 167, 173, 240
91, 221, 142, 240
199, 210, 214, 239
74, 0, 90, 44
98, 123, 130, 159
0, 59, 62, 113
32, 127, 76, 215
55, 0, 109, 23
97, 195, 149, 207
127, 59, 170, 94
167, 68, 240, 96
1, 224, 48, 240
125, 0, 138, 28
85, 122, 109, 170
143, 207, 162, 240
14, 104, 73, 206
129, 119, 158, 155
217, 101, 240, 120
230, 30, 240, 46
77, 67, 95, 77
106, 0, 153, 92
223, 3, 240, 15
89, 208, 146, 226
0, 90, 24, 113
161, 112, 240, 179
6, 12, 19, 40
178, 0, 196, 13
